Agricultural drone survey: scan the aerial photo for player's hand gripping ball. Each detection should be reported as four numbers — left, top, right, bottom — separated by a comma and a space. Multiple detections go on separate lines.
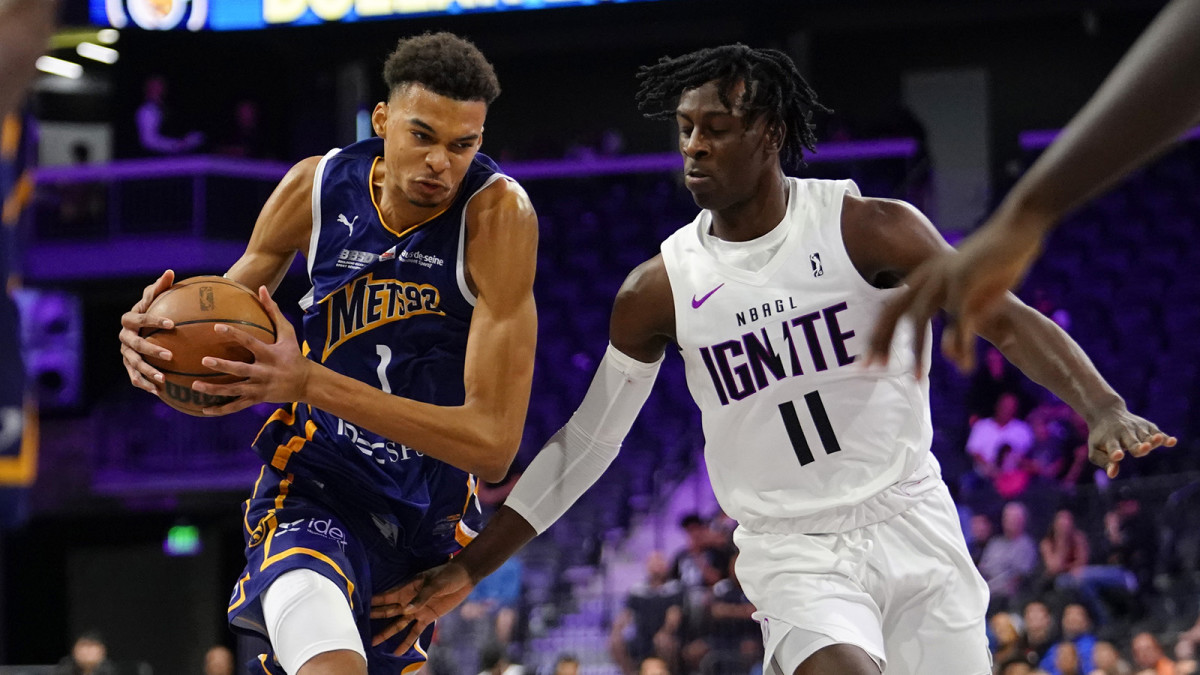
139, 276, 276, 415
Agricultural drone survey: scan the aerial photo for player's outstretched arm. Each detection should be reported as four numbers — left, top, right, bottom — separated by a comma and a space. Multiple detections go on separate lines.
369, 256, 676, 654
0, 0, 57, 120
868, 0, 1200, 371
118, 157, 318, 395
854, 197, 1175, 478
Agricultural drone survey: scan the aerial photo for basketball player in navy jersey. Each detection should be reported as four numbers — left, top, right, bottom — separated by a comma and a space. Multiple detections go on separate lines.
870, 0, 1200, 378
371, 45, 1174, 675
118, 33, 538, 675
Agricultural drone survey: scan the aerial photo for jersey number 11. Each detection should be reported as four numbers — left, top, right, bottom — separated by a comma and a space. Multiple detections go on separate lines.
778, 391, 842, 466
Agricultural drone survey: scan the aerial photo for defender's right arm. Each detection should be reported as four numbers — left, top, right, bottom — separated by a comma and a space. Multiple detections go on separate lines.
369, 255, 677, 653
0, 0, 57, 120
119, 156, 320, 393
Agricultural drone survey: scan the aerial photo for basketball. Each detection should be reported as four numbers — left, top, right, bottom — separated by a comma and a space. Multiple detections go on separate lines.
139, 275, 276, 416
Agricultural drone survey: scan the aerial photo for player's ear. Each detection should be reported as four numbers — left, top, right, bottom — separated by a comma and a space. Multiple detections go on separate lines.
766, 120, 785, 154
372, 102, 389, 138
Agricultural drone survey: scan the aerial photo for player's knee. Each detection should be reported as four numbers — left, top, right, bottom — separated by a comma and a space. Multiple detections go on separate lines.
262, 569, 365, 674
794, 644, 881, 675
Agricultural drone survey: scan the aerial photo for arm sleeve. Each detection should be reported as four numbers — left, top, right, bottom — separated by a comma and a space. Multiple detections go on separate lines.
505, 343, 663, 534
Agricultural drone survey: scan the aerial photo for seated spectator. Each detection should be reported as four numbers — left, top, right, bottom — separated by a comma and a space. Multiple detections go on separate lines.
1098, 499, 1155, 590
671, 513, 728, 642
53, 632, 115, 675
992, 612, 1029, 665
966, 348, 1032, 424
1131, 632, 1174, 675
638, 657, 671, 675
1024, 601, 1060, 666
993, 443, 1037, 499
552, 653, 579, 675
203, 645, 234, 675
965, 393, 1034, 500
1042, 510, 1136, 626
1000, 658, 1035, 675
611, 553, 684, 675
1026, 402, 1077, 483
1089, 641, 1133, 675
697, 553, 760, 675
135, 75, 204, 156
1053, 641, 1085, 675
1041, 604, 1097, 674
979, 502, 1039, 610
477, 642, 524, 675
969, 511, 996, 566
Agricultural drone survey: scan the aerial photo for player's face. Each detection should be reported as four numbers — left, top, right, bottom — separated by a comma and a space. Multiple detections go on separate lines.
373, 84, 486, 209
675, 79, 776, 212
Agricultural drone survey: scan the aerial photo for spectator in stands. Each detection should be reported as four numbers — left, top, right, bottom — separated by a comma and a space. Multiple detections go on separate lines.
999, 658, 1035, 675
992, 612, 1029, 665
968, 511, 996, 565
1042, 510, 1136, 626
1175, 638, 1197, 675
135, 75, 204, 156
671, 513, 727, 643
1131, 632, 1174, 675
1089, 641, 1133, 675
1052, 642, 1085, 675
437, 556, 524, 674
610, 552, 684, 675
203, 645, 235, 675
477, 642, 524, 675
638, 657, 670, 675
1024, 601, 1060, 666
980, 501, 1039, 610
216, 99, 268, 159
552, 653, 580, 675
1098, 500, 1155, 589
965, 392, 1035, 501
53, 632, 115, 675
1041, 604, 1097, 674
967, 348, 1032, 424
1027, 402, 1077, 484
694, 552, 760, 675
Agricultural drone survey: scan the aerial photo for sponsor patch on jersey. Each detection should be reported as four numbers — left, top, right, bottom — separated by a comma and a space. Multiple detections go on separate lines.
398, 250, 445, 269
336, 249, 380, 271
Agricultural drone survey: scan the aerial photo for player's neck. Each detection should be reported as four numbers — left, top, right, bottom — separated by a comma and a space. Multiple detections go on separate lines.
709, 170, 788, 242
373, 171, 458, 230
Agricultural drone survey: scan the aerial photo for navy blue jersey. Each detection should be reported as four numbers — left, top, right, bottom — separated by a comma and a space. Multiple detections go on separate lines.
252, 138, 508, 553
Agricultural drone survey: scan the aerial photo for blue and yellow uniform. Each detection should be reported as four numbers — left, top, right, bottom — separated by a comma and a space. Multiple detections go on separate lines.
229, 138, 509, 674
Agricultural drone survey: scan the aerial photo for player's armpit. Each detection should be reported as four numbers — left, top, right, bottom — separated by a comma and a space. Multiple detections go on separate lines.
224, 156, 322, 293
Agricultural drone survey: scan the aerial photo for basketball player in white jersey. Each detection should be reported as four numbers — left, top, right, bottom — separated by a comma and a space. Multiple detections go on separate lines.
370, 45, 1174, 675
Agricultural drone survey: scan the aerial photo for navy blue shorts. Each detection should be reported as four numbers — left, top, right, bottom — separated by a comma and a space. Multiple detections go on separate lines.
228, 467, 471, 675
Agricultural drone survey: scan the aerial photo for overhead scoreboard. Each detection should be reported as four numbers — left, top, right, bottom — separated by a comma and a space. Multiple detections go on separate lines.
92, 0, 671, 31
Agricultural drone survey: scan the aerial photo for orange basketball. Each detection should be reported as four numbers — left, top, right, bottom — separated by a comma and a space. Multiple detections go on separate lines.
139, 275, 276, 416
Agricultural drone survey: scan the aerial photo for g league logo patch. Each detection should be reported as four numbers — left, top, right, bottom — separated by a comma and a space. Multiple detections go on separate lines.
810, 252, 825, 277
104, 0, 208, 31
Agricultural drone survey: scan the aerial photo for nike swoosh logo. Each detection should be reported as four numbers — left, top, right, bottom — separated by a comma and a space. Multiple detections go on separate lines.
691, 283, 725, 309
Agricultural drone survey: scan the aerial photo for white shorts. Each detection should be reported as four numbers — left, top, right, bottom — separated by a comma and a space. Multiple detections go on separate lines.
734, 481, 990, 675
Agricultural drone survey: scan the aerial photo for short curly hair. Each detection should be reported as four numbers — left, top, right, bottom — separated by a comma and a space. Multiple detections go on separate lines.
383, 32, 501, 105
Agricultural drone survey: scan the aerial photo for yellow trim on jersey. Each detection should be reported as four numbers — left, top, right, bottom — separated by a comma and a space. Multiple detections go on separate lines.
0, 399, 38, 486
247, 474, 292, 549
399, 640, 430, 673
257, 654, 274, 675
0, 115, 20, 159
301, 340, 311, 358
368, 156, 452, 240
270, 419, 317, 471
241, 466, 267, 536
227, 572, 252, 612
2, 171, 33, 227
260, 519, 357, 609
253, 402, 297, 446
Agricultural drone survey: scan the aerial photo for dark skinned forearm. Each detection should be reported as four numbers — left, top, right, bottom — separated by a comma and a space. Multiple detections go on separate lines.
1008, 0, 1200, 229
454, 505, 537, 583
983, 303, 1124, 425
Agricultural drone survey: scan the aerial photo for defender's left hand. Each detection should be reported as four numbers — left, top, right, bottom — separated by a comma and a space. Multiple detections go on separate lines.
371, 561, 475, 656
192, 287, 312, 415
1086, 406, 1176, 478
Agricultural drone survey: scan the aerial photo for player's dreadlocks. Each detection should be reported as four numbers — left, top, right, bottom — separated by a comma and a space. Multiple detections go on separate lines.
384, 32, 501, 105
636, 44, 830, 169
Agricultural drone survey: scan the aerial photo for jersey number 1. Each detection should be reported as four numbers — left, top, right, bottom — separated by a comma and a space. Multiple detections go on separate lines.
778, 391, 842, 466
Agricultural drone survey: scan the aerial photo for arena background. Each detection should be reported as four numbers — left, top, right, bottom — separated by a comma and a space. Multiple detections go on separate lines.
3, 1, 1197, 674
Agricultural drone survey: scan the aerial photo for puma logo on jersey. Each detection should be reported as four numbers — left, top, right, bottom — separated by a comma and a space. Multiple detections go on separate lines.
337, 213, 359, 236
810, 252, 824, 277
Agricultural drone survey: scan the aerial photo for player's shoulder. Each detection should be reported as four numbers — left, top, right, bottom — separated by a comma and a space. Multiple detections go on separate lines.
616, 254, 671, 306
279, 155, 324, 190
468, 175, 536, 226
841, 193, 930, 234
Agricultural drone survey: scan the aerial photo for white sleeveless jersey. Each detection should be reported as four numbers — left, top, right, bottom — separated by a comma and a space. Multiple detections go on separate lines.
660, 178, 938, 534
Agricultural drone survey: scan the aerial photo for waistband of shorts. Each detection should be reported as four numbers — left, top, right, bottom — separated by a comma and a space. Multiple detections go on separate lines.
737, 455, 943, 535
